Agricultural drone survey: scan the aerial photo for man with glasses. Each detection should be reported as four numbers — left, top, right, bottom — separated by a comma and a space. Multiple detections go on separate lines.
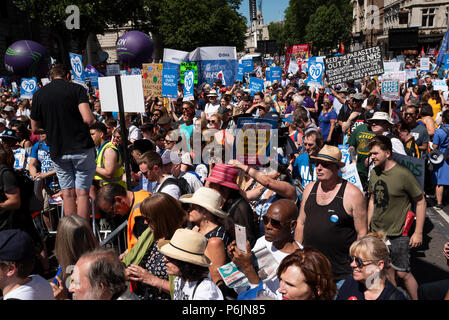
366, 135, 426, 300
96, 183, 151, 251
295, 145, 367, 290
227, 199, 302, 298
404, 104, 429, 154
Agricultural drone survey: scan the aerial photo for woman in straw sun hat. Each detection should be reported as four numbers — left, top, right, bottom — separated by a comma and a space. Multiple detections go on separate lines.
180, 187, 234, 298
159, 228, 224, 300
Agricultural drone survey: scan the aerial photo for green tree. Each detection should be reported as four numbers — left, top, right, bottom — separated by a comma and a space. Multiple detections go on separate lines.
268, 21, 286, 53
305, 4, 350, 54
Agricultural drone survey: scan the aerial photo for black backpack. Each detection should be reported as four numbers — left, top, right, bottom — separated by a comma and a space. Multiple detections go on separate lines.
159, 177, 192, 196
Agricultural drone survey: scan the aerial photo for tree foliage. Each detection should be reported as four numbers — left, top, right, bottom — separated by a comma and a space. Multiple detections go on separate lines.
268, 22, 287, 52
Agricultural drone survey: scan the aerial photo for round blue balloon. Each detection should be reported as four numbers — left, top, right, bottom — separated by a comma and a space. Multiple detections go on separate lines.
116, 31, 153, 67
4, 40, 51, 78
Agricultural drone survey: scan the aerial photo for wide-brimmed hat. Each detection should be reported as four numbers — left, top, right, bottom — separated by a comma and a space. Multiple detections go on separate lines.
310, 145, 345, 167
158, 228, 211, 267
207, 89, 219, 97
0, 129, 19, 141
180, 187, 228, 219
204, 163, 240, 190
367, 112, 393, 125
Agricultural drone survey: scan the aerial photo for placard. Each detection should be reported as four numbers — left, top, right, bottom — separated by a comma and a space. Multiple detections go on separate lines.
69, 52, 85, 85
420, 58, 430, 71
307, 60, 324, 85
106, 64, 120, 76
432, 79, 448, 91
381, 71, 406, 83
142, 63, 163, 98
183, 69, 194, 101
242, 59, 253, 73
162, 68, 178, 99
180, 62, 198, 84
383, 62, 401, 73
381, 80, 400, 101
324, 46, 384, 86
236, 63, 244, 82
405, 69, 417, 80
20, 77, 38, 99
249, 77, 264, 96
98, 75, 145, 113
392, 152, 425, 188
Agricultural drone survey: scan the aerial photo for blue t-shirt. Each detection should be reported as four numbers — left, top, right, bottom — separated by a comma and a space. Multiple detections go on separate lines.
29, 140, 56, 186
318, 110, 337, 139
292, 153, 317, 189
180, 123, 194, 149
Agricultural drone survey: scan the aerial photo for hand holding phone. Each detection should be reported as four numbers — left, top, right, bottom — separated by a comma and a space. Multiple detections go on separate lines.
234, 224, 247, 254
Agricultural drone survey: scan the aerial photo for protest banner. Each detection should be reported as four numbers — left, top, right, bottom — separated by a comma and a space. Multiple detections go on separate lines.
285, 43, 309, 72
432, 79, 448, 91
420, 58, 430, 71
249, 77, 264, 96
189, 46, 237, 86
381, 80, 400, 101
162, 48, 189, 81
393, 152, 425, 188
183, 69, 194, 101
383, 62, 401, 73
20, 77, 38, 99
162, 68, 178, 99
235, 117, 277, 166
341, 162, 363, 194
381, 71, 406, 83
338, 145, 351, 166
405, 69, 417, 80
141, 63, 163, 97
180, 62, 198, 84
269, 66, 282, 83
324, 46, 384, 86
69, 52, 85, 85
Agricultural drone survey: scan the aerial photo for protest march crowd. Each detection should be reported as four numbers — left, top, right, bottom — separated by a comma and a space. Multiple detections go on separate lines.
1, 47, 449, 302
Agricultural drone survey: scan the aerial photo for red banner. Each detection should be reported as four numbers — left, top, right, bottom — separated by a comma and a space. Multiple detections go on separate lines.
285, 44, 310, 73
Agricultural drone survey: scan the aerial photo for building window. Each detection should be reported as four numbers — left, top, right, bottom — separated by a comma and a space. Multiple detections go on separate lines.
422, 8, 435, 27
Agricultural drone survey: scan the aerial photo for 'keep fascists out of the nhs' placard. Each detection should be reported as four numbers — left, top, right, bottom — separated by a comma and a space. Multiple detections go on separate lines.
324, 47, 384, 86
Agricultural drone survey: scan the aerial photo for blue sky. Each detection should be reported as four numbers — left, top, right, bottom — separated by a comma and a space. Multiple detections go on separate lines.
237, 0, 290, 25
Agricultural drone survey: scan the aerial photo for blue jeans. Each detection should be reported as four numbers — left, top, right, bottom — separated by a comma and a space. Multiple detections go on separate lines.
53, 148, 96, 191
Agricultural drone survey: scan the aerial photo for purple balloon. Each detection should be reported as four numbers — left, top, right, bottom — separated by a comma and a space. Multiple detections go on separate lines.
4, 40, 50, 78
116, 31, 153, 66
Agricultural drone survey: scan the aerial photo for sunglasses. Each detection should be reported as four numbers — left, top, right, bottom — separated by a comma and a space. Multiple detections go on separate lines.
207, 120, 216, 124
405, 113, 416, 117
262, 215, 287, 229
164, 139, 176, 143
349, 255, 376, 268
313, 160, 334, 168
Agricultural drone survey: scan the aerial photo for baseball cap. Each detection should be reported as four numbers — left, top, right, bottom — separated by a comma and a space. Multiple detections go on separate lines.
0, 229, 35, 261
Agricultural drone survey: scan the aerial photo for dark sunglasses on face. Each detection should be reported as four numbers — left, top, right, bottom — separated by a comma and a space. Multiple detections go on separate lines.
313, 160, 334, 168
207, 120, 216, 124
349, 255, 376, 268
262, 215, 285, 229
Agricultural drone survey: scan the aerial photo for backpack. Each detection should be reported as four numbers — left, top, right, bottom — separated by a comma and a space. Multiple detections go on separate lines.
159, 177, 192, 196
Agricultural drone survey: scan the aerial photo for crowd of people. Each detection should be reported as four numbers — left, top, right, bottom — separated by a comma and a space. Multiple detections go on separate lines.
0, 57, 449, 301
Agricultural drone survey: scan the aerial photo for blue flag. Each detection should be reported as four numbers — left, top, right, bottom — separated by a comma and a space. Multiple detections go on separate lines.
436, 27, 449, 67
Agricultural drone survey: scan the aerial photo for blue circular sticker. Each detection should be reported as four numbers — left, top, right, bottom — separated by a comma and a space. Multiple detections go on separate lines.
330, 215, 339, 223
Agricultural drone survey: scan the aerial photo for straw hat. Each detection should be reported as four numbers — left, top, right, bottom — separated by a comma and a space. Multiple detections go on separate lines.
180, 187, 229, 219
158, 229, 211, 267
367, 111, 394, 125
207, 89, 219, 97
204, 164, 240, 190
310, 145, 345, 167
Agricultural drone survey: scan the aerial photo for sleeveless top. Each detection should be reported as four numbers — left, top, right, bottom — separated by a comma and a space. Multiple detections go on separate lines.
204, 225, 232, 249
303, 180, 356, 282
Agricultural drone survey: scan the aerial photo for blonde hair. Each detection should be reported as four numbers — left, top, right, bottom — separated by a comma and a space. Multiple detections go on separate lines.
349, 231, 390, 278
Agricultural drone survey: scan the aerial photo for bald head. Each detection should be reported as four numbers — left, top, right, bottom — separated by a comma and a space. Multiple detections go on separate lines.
267, 199, 299, 222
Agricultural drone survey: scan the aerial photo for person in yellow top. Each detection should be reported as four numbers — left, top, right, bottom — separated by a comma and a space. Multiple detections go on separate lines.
90, 122, 126, 191
427, 90, 443, 121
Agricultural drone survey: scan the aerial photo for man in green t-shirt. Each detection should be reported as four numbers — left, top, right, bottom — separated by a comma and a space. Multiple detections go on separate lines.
347, 123, 375, 191
367, 135, 426, 300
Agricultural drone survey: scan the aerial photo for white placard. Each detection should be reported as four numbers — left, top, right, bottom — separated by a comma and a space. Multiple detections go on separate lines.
383, 62, 401, 73
41, 78, 50, 86
420, 58, 430, 71
432, 79, 448, 92
98, 75, 145, 113
381, 71, 406, 83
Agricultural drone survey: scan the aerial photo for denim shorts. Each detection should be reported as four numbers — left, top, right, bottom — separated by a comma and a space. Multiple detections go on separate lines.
387, 236, 411, 273
52, 148, 96, 191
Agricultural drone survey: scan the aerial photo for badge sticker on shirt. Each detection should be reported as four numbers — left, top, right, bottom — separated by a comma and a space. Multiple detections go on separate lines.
330, 214, 339, 223
348, 296, 358, 300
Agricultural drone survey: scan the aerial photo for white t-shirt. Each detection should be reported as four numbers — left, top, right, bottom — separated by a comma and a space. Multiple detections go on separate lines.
181, 171, 203, 192
154, 175, 182, 200
204, 103, 220, 118
173, 277, 223, 300
3, 275, 54, 300
333, 98, 343, 115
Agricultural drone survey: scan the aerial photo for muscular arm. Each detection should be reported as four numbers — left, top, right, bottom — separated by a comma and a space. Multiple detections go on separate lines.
346, 184, 368, 239
96, 147, 118, 179
205, 238, 227, 284
246, 166, 297, 201
78, 102, 95, 126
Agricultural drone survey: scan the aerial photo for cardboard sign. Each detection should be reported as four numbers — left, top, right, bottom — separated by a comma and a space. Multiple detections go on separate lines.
141, 63, 163, 98
420, 58, 430, 71
324, 46, 384, 86
381, 80, 400, 101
